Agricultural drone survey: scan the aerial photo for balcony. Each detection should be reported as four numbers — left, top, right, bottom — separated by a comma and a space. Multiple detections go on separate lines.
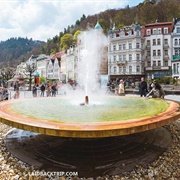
116, 60, 127, 65
172, 55, 180, 61
146, 45, 151, 49
163, 44, 169, 48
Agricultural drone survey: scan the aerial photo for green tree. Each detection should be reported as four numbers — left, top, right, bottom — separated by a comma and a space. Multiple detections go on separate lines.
73, 30, 81, 42
60, 34, 74, 50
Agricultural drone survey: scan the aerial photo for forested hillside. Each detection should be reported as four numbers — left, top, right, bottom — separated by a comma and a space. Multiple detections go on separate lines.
0, 0, 179, 68
0, 37, 45, 68
45, 0, 180, 54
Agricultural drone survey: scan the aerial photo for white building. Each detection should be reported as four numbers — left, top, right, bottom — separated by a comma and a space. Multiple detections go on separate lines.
108, 22, 145, 82
66, 45, 76, 82
142, 21, 172, 79
171, 18, 180, 78
36, 54, 50, 79
47, 51, 66, 81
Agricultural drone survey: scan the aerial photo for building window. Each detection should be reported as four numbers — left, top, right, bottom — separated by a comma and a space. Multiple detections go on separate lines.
147, 61, 151, 67
157, 39, 161, 45
177, 63, 179, 74
119, 44, 122, 50
158, 61, 161, 66
123, 66, 126, 73
157, 50, 161, 56
123, 44, 126, 50
129, 66, 132, 73
147, 51, 151, 56
119, 66, 122, 73
113, 45, 116, 51
136, 42, 140, 48
113, 56, 116, 62
165, 61, 168, 66
173, 64, 176, 74
123, 55, 126, 60
114, 66, 117, 74
175, 49, 179, 56
136, 65, 140, 72
153, 39, 156, 45
177, 27, 180, 33
136, 54, 140, 60
153, 50, 156, 56
164, 28, 168, 34
158, 28, 161, 34
175, 39, 178, 45
119, 55, 122, 61
147, 40, 150, 46
129, 54, 132, 61
165, 50, 168, 56
147, 29, 151, 35
164, 39, 168, 45
129, 43, 132, 49
153, 29, 157, 34
153, 61, 156, 66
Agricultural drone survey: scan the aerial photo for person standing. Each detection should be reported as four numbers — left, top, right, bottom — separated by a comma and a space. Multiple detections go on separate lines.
13, 89, 20, 99
40, 83, 45, 97
51, 83, 57, 97
118, 79, 125, 96
138, 77, 148, 97
114, 78, 119, 95
46, 85, 51, 97
32, 85, 37, 97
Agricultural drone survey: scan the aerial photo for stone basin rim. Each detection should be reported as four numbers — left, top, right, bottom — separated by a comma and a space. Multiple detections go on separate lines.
0, 97, 179, 138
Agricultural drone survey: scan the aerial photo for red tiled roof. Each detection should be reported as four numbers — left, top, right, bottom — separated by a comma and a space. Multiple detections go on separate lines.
51, 50, 66, 60
145, 22, 172, 27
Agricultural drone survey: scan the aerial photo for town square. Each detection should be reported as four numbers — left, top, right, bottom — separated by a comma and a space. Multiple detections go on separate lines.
0, 0, 180, 179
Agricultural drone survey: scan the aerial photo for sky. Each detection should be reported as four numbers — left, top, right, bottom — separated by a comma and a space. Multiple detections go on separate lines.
0, 0, 143, 42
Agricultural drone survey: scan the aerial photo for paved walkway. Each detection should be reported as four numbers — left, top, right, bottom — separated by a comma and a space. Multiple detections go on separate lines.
8, 89, 180, 102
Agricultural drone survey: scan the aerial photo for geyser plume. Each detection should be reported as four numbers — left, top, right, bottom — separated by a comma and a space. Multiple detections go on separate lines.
77, 29, 108, 97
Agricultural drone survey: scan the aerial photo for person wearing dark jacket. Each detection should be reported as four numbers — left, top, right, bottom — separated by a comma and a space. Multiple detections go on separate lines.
138, 77, 148, 97
40, 84, 45, 97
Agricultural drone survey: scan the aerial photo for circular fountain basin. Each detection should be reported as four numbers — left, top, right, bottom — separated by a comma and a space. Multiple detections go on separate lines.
0, 96, 179, 138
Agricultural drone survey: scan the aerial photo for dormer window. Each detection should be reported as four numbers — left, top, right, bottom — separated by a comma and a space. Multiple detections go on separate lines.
164, 28, 168, 34
120, 31, 125, 37
147, 29, 151, 35
153, 29, 157, 34
158, 28, 161, 34
136, 30, 140, 36
177, 27, 180, 33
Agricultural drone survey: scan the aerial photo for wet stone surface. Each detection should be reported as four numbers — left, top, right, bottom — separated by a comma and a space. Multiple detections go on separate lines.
0, 121, 180, 179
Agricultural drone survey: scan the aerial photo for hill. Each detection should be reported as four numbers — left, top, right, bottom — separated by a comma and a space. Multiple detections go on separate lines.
0, 37, 45, 68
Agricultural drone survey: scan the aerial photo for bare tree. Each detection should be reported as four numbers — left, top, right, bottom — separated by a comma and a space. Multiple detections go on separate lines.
0, 67, 16, 87
24, 55, 38, 90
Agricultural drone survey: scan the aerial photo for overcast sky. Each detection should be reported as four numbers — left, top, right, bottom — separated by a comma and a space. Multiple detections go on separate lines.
0, 0, 143, 42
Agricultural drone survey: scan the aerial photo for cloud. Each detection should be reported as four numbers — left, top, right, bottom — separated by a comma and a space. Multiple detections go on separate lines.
0, 0, 131, 42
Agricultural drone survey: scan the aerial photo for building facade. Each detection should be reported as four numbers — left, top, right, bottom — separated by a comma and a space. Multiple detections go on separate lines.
171, 18, 180, 78
142, 21, 172, 79
36, 54, 50, 79
108, 22, 145, 82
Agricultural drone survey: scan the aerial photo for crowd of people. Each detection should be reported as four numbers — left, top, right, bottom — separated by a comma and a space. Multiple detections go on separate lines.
32, 81, 58, 97
0, 77, 166, 101
106, 77, 165, 99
